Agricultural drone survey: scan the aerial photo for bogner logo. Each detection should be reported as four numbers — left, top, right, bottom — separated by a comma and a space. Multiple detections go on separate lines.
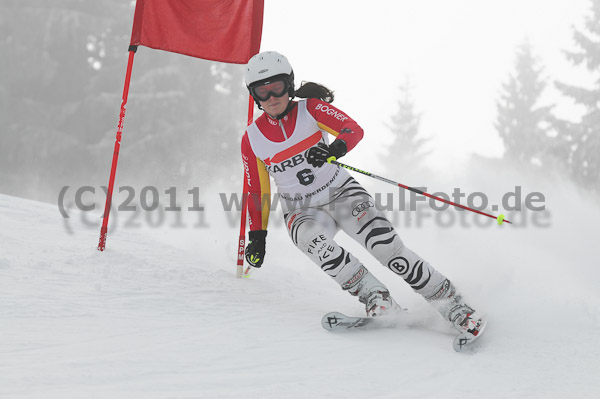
315, 103, 349, 122
266, 154, 305, 173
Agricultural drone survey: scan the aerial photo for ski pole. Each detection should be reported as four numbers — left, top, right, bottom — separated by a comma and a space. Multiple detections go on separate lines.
327, 158, 511, 225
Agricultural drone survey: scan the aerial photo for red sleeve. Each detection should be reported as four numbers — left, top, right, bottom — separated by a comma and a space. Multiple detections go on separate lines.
306, 98, 364, 151
241, 132, 271, 231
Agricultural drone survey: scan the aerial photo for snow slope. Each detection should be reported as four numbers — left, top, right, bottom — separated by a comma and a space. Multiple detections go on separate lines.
1, 191, 599, 399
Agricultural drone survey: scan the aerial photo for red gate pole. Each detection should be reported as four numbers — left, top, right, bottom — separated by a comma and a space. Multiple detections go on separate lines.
236, 95, 255, 277
98, 46, 138, 251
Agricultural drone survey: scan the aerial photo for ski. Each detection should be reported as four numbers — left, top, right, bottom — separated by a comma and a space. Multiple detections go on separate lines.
321, 311, 396, 331
323, 311, 488, 352
452, 318, 488, 352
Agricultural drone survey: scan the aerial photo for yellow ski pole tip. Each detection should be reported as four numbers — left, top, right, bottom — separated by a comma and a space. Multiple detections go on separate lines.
497, 214, 505, 225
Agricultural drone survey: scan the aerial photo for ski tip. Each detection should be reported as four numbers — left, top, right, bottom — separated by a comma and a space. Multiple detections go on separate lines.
453, 319, 488, 352
453, 335, 475, 352
321, 312, 347, 331
321, 311, 384, 331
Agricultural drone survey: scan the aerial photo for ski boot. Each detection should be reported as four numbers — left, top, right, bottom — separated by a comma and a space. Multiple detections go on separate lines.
426, 279, 486, 350
342, 265, 401, 317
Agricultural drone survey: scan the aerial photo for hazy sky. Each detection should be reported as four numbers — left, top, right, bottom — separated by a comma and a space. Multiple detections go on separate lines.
258, 0, 591, 171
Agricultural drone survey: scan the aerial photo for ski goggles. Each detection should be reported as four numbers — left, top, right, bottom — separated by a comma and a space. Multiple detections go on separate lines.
250, 78, 290, 102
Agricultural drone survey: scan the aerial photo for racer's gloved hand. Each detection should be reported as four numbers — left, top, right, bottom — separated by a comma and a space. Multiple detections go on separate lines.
306, 140, 347, 168
245, 230, 267, 268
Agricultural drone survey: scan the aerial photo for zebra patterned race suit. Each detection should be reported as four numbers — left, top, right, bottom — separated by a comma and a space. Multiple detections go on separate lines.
241, 98, 477, 324
284, 176, 449, 306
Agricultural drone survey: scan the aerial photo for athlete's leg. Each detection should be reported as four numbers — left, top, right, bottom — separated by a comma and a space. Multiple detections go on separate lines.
325, 176, 481, 329
285, 206, 398, 316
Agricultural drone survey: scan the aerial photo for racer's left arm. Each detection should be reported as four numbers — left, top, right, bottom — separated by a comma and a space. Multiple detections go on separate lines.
307, 98, 364, 151
305, 98, 364, 166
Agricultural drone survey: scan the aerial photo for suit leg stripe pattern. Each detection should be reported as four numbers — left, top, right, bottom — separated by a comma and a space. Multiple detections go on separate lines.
387, 256, 433, 291
364, 226, 396, 249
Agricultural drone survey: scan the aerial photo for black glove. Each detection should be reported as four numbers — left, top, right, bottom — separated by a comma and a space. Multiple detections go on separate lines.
306, 140, 347, 168
245, 230, 267, 268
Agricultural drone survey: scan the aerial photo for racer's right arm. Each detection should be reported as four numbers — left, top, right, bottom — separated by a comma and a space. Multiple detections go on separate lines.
241, 133, 271, 232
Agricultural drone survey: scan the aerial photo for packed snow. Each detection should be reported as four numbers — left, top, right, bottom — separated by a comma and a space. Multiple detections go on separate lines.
1, 184, 599, 398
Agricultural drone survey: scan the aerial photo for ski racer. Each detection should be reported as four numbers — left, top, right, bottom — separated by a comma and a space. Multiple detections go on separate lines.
241, 51, 485, 343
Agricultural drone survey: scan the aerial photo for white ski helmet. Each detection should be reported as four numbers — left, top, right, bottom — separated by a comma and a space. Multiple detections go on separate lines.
245, 51, 295, 100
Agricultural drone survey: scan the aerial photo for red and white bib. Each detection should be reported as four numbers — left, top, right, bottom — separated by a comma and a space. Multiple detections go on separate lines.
247, 100, 348, 206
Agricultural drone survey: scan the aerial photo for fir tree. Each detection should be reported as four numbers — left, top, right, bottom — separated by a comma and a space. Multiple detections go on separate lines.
555, 0, 600, 192
383, 79, 429, 174
0, 0, 247, 201
495, 40, 555, 168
